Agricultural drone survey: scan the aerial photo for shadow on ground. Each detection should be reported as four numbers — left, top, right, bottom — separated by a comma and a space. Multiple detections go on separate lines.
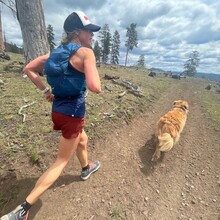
0, 172, 82, 218
138, 134, 165, 176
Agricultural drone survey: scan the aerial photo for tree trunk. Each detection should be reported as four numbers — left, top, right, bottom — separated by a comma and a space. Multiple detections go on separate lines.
0, 11, 5, 51
15, 0, 49, 62
125, 47, 129, 66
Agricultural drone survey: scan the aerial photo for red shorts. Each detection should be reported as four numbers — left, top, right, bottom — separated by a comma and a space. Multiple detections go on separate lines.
52, 111, 85, 139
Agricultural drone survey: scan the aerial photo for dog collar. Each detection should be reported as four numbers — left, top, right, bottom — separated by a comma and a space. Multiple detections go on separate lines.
175, 106, 187, 112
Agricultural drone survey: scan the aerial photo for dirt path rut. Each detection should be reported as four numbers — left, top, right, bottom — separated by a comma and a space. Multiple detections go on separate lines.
2, 80, 220, 220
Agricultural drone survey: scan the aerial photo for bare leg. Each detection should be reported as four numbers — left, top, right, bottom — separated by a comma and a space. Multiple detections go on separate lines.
76, 130, 88, 168
26, 135, 81, 205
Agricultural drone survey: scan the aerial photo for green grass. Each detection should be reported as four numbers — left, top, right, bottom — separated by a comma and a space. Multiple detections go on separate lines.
189, 78, 220, 130
110, 207, 123, 219
0, 61, 171, 164
0, 52, 219, 164
30, 146, 39, 164
0, 68, 53, 159
0, 52, 220, 215
0, 52, 24, 72
4, 52, 24, 62
85, 66, 171, 138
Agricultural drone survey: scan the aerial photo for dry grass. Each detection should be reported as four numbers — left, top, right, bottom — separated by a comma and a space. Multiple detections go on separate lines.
0, 52, 220, 210
190, 78, 220, 130
0, 53, 219, 164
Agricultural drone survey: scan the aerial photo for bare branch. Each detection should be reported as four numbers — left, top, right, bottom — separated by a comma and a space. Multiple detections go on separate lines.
118, 90, 126, 97
0, 0, 16, 16
18, 101, 36, 123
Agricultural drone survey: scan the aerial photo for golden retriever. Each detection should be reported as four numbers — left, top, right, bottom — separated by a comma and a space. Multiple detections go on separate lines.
152, 100, 189, 161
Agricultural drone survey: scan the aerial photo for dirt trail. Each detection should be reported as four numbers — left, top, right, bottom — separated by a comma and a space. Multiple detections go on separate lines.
2, 80, 220, 220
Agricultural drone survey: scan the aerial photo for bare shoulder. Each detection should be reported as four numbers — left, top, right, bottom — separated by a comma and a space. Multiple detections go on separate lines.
77, 47, 94, 57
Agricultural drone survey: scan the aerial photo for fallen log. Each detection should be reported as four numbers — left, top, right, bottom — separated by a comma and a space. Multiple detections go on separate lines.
104, 74, 120, 80
111, 79, 144, 97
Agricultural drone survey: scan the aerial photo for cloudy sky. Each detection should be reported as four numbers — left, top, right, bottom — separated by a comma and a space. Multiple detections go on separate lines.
1, 0, 220, 74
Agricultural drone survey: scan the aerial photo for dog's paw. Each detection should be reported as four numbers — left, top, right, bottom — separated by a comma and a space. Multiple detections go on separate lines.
152, 151, 161, 161
151, 156, 158, 162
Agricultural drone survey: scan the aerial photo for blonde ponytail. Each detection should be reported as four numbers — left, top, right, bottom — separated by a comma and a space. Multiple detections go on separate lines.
60, 30, 79, 44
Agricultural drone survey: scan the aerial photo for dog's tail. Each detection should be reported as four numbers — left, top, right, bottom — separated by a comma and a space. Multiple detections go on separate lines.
158, 133, 173, 152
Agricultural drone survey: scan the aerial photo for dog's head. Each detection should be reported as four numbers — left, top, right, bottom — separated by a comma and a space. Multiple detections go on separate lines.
173, 100, 189, 113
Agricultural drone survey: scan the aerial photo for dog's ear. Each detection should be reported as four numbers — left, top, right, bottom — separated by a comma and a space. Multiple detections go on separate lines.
183, 104, 189, 110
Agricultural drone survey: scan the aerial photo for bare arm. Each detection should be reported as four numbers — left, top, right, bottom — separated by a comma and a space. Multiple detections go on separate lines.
23, 53, 49, 90
83, 48, 101, 93
23, 53, 54, 102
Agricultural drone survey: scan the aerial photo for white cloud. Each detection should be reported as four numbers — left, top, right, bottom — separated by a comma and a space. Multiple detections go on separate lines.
2, 6, 22, 46
1, 0, 220, 74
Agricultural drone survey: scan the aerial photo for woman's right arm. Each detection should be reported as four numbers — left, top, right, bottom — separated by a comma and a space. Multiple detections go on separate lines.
23, 53, 49, 91
23, 53, 54, 102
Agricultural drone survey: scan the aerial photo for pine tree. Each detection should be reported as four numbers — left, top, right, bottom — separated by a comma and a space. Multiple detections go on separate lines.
47, 24, 56, 51
137, 54, 145, 68
183, 51, 200, 77
125, 23, 138, 66
110, 30, 120, 65
99, 24, 111, 64
93, 40, 101, 63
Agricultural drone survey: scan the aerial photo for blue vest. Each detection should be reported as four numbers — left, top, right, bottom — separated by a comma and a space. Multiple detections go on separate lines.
52, 94, 85, 118
44, 43, 86, 97
44, 43, 86, 117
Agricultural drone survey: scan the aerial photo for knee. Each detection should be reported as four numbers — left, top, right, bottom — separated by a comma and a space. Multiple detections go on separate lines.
78, 134, 88, 149
53, 158, 69, 171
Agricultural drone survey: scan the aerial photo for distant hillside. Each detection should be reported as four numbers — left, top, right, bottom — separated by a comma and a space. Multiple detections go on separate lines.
195, 72, 220, 82
167, 70, 220, 82
4, 42, 23, 54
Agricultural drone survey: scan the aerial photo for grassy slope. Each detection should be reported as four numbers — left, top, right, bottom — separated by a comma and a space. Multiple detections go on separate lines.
190, 78, 220, 131
0, 52, 220, 209
0, 53, 219, 164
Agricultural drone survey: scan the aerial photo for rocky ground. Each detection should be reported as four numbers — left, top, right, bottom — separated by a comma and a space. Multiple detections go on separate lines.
1, 80, 219, 220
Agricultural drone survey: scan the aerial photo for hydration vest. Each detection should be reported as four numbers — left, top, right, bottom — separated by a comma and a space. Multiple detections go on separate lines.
44, 43, 86, 97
